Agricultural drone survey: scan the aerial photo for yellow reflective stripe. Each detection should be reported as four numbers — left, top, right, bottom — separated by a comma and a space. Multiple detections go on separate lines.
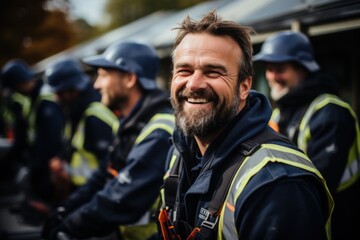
12, 92, 31, 118
72, 102, 116, 149
134, 113, 175, 144
85, 102, 118, 128
298, 94, 354, 151
270, 107, 280, 123
71, 121, 85, 149
84, 102, 119, 134
70, 102, 117, 186
297, 94, 360, 192
70, 149, 98, 186
163, 153, 178, 180
113, 121, 120, 134
338, 135, 360, 191
220, 144, 333, 240
27, 92, 56, 144
339, 108, 360, 191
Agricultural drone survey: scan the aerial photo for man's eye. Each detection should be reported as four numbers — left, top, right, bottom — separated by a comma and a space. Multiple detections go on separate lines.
207, 71, 221, 77
177, 69, 192, 75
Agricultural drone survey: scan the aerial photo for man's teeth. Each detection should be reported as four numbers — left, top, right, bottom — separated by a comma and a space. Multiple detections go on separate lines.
187, 98, 209, 103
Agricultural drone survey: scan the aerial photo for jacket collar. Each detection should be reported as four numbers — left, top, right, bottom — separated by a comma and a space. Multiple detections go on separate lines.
173, 90, 272, 193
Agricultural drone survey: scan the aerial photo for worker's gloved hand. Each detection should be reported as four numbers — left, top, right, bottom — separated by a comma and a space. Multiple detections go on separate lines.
41, 206, 68, 239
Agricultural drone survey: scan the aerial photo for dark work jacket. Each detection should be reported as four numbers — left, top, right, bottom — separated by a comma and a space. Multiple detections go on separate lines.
28, 81, 65, 203
274, 72, 360, 240
61, 89, 173, 238
65, 84, 115, 178
171, 91, 331, 240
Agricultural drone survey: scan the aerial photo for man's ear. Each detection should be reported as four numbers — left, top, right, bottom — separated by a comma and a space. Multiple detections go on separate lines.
125, 73, 138, 89
240, 76, 252, 101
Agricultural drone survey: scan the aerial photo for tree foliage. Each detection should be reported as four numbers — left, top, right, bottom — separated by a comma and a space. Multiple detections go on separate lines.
104, 0, 208, 30
0, 0, 79, 66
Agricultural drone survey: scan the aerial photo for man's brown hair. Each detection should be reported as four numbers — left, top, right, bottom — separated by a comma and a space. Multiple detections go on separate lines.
173, 10, 254, 82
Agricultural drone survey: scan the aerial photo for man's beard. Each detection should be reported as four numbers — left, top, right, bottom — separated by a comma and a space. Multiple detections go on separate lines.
107, 94, 128, 112
171, 88, 240, 138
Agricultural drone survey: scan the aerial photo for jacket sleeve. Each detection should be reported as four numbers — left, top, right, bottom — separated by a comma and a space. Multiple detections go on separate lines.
60, 165, 109, 213
235, 166, 330, 240
62, 129, 172, 238
306, 104, 356, 193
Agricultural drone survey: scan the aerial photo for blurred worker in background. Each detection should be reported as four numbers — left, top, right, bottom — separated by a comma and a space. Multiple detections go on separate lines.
0, 58, 65, 223
44, 57, 117, 198
41, 41, 174, 240
254, 30, 360, 239
0, 60, 32, 181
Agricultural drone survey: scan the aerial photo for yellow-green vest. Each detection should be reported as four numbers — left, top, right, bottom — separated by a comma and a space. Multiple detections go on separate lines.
27, 90, 56, 145
119, 113, 175, 240
219, 143, 334, 240
70, 102, 118, 186
271, 94, 360, 192
11, 92, 31, 119
1, 92, 31, 140
297, 94, 360, 192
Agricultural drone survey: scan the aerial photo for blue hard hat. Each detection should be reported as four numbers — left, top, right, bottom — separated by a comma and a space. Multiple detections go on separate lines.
44, 57, 90, 92
82, 41, 159, 90
1, 59, 34, 87
253, 31, 319, 72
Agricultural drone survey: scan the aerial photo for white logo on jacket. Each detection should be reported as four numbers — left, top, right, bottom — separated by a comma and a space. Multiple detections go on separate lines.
117, 170, 132, 184
199, 207, 209, 220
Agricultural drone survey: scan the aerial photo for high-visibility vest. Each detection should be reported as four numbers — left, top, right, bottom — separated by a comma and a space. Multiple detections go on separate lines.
119, 113, 175, 240
161, 133, 333, 240
70, 102, 118, 186
1, 92, 31, 140
219, 143, 334, 240
27, 90, 56, 145
296, 94, 360, 192
11, 92, 31, 119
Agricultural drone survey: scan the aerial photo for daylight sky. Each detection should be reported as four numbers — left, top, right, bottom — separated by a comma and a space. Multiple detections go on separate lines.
69, 0, 108, 26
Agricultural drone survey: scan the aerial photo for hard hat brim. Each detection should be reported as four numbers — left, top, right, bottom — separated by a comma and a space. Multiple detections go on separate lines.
83, 55, 158, 90
253, 53, 320, 72
82, 55, 129, 73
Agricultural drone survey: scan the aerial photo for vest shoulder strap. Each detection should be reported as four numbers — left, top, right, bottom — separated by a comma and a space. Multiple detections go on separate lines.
199, 130, 291, 238
163, 129, 291, 238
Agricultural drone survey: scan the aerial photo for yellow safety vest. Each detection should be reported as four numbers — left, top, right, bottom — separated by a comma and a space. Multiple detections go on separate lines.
219, 143, 334, 240
119, 113, 175, 240
27, 91, 56, 145
70, 102, 118, 186
297, 94, 360, 192
11, 92, 31, 119
1, 92, 30, 140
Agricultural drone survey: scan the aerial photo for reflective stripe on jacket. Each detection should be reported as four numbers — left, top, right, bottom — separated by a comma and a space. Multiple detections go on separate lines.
219, 143, 334, 240
296, 94, 360, 192
11, 92, 31, 119
27, 91, 56, 145
70, 102, 118, 186
119, 112, 175, 240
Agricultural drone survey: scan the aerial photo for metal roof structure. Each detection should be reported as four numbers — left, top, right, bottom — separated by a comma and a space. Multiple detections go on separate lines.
34, 0, 360, 72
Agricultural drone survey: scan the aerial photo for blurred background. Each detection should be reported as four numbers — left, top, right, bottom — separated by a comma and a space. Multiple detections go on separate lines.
0, 0, 209, 66
0, 0, 360, 239
1, 0, 360, 116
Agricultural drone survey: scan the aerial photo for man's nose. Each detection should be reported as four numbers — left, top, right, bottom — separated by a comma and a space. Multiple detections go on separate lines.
186, 71, 206, 91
